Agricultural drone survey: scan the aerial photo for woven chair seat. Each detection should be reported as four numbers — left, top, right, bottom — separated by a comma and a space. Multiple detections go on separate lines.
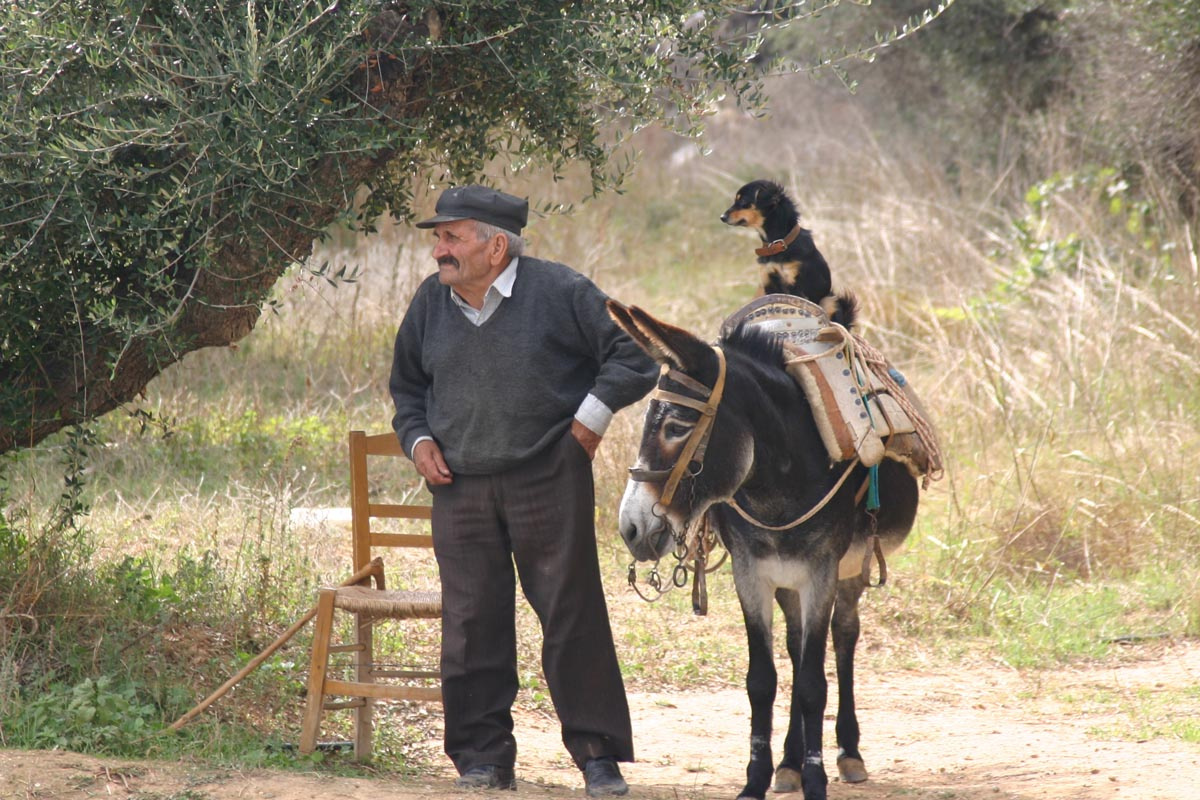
332, 585, 442, 619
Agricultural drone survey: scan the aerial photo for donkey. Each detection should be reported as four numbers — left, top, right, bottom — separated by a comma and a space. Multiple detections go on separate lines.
608, 301, 919, 800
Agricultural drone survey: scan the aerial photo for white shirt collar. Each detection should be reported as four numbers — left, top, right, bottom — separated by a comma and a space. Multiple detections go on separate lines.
450, 256, 519, 325
491, 256, 519, 297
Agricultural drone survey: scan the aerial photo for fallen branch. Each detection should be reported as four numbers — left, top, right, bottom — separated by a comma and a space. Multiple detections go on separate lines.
167, 558, 382, 732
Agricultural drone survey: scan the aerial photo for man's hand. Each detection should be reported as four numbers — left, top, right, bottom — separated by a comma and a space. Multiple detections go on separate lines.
413, 439, 454, 485
570, 419, 601, 461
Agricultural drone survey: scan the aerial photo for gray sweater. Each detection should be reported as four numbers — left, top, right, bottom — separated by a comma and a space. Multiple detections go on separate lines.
390, 257, 658, 475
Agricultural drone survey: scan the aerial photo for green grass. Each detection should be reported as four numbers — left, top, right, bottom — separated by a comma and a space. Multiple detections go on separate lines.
1060, 685, 1200, 744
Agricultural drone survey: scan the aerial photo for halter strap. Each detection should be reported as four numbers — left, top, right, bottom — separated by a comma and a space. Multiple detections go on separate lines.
663, 367, 712, 397
655, 347, 726, 507
649, 390, 714, 415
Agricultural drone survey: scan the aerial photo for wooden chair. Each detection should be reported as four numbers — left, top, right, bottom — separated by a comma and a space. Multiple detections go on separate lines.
299, 430, 442, 761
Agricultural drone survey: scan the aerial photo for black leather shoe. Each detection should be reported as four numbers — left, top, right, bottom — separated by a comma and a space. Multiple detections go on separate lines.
584, 757, 629, 797
455, 765, 516, 790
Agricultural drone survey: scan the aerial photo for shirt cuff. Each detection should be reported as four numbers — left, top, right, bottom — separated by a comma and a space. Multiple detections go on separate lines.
408, 435, 433, 460
575, 394, 614, 437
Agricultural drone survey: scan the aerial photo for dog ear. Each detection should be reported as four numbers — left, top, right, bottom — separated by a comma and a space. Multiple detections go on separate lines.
758, 180, 786, 209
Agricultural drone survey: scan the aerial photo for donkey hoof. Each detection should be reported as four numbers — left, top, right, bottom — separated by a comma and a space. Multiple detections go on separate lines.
836, 756, 868, 784
772, 766, 803, 793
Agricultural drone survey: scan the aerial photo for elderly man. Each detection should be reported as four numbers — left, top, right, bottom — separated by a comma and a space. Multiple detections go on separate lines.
390, 185, 657, 795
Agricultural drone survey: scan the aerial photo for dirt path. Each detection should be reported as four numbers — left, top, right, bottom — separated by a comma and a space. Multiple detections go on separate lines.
5, 640, 1200, 800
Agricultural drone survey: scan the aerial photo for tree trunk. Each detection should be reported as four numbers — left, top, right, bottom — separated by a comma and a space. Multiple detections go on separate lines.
0, 9, 433, 455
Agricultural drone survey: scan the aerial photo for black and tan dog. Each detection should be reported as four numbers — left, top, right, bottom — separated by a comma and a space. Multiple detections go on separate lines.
721, 179, 833, 305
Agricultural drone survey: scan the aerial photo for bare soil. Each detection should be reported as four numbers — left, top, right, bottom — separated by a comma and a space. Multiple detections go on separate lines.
5, 639, 1199, 800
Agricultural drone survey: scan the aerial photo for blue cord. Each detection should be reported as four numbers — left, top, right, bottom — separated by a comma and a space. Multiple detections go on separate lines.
867, 464, 881, 511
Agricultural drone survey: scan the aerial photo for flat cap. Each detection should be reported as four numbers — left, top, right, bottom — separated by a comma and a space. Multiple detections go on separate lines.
415, 184, 529, 235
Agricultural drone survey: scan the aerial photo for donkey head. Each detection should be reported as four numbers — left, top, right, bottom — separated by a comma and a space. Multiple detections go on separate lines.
608, 301, 755, 562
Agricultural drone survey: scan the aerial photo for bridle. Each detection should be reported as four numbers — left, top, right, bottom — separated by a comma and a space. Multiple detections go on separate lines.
628, 346, 727, 507
625, 348, 729, 612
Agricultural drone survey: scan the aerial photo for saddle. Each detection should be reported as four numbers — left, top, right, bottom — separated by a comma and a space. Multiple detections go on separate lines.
720, 295, 942, 486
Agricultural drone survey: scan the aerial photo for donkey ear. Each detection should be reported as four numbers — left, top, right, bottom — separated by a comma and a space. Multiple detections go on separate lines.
606, 299, 653, 353
608, 299, 677, 368
622, 304, 713, 374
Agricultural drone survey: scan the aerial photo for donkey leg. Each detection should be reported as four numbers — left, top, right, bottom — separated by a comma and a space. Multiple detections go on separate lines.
772, 589, 805, 794
736, 595, 777, 800
774, 583, 835, 800
832, 576, 869, 783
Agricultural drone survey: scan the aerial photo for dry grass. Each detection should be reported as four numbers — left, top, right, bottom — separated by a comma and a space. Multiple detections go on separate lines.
4, 66, 1200, 762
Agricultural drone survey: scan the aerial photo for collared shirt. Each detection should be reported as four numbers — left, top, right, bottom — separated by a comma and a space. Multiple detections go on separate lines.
449, 256, 519, 326
407, 256, 614, 459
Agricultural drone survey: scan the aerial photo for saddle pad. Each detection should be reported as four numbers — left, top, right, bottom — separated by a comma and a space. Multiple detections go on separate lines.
719, 293, 828, 346
722, 296, 919, 469
783, 342, 916, 467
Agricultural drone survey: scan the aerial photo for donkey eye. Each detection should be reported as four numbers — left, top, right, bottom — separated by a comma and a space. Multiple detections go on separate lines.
663, 420, 693, 440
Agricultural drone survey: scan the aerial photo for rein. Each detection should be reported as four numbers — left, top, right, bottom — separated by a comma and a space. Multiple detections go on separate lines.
626, 340, 892, 598
625, 510, 727, 613
727, 457, 860, 531
627, 344, 860, 532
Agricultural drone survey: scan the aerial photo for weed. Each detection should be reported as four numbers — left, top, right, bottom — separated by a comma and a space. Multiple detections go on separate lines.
7, 676, 158, 753
1084, 685, 1200, 744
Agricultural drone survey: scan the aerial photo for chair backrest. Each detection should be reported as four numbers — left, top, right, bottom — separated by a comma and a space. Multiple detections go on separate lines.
348, 430, 433, 575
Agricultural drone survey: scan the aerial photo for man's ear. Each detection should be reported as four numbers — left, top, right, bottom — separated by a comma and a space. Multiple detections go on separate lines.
489, 232, 510, 265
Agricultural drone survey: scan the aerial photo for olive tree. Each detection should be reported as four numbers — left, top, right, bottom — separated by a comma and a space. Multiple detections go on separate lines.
0, 0, 770, 455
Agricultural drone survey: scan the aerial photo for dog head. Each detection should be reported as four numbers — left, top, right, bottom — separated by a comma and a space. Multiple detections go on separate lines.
720, 179, 788, 235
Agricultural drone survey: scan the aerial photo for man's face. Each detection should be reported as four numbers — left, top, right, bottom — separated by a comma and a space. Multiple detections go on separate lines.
430, 219, 504, 293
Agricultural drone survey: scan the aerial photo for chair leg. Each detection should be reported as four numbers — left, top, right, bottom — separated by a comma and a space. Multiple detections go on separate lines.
353, 610, 375, 762
299, 589, 337, 754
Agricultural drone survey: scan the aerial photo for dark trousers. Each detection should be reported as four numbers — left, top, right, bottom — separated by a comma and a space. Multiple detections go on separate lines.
430, 431, 634, 773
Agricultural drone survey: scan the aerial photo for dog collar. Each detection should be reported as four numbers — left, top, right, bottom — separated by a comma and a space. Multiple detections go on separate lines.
755, 223, 802, 257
